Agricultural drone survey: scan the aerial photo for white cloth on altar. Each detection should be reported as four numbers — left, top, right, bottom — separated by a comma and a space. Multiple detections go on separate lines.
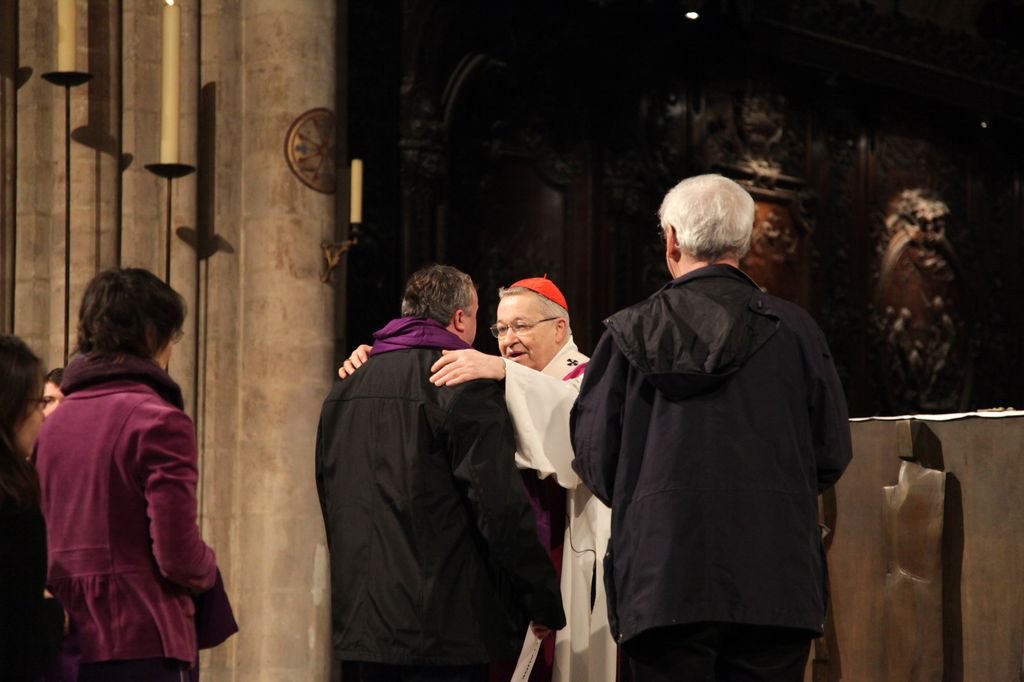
503, 337, 616, 682
849, 409, 1024, 421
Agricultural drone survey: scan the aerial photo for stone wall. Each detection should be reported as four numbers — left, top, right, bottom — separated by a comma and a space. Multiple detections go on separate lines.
3, 1, 340, 679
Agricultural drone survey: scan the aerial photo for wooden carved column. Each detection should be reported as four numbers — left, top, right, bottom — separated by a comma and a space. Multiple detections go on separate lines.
602, 151, 652, 314
712, 89, 814, 307
475, 118, 582, 295
398, 88, 444, 278
689, 84, 815, 307
727, 167, 814, 308
639, 85, 694, 300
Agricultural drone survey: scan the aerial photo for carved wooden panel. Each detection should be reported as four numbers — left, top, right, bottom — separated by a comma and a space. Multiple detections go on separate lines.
388, 0, 1024, 418
875, 189, 968, 413
870, 133, 972, 414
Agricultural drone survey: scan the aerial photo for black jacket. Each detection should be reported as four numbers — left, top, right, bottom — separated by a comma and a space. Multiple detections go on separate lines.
0, 501, 65, 680
571, 264, 852, 643
316, 348, 565, 666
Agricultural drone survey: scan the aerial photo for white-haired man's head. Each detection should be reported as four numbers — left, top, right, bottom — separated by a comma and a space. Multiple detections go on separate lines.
658, 174, 755, 266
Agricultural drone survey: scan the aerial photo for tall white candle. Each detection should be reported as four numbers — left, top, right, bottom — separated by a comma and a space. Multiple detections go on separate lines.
350, 159, 364, 224
160, 0, 181, 164
57, 0, 76, 72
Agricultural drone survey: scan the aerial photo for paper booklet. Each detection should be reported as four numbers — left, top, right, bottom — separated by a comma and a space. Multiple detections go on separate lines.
510, 624, 542, 682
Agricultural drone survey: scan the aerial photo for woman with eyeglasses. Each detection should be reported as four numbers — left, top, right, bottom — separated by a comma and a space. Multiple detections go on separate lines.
35, 267, 219, 682
0, 334, 66, 680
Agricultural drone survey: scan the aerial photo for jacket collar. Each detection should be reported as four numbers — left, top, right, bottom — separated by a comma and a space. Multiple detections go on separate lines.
62, 353, 185, 409
663, 263, 762, 292
370, 317, 472, 355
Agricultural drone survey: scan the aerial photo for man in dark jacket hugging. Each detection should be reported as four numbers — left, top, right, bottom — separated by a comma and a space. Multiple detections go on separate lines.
317, 264, 566, 682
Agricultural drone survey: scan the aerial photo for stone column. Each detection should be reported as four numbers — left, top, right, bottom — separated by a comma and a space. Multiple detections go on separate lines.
171, 0, 200, 412
196, 0, 244, 678
74, 0, 120, 268
234, 2, 335, 679
1, 0, 16, 332
14, 0, 59, 363
121, 0, 162, 272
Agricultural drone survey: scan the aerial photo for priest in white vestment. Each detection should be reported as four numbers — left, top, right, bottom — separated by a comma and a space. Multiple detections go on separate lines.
429, 277, 616, 682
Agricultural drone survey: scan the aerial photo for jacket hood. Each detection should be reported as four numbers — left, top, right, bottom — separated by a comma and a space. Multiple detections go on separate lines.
61, 353, 185, 409
370, 316, 472, 355
604, 265, 779, 400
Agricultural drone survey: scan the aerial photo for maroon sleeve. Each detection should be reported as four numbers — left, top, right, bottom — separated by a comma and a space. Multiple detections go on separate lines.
136, 403, 217, 591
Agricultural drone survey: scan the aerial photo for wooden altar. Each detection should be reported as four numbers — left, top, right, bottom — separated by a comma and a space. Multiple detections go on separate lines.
812, 413, 1024, 681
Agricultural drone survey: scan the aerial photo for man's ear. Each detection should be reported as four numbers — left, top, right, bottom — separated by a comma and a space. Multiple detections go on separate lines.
665, 226, 682, 264
554, 317, 568, 344
451, 309, 466, 332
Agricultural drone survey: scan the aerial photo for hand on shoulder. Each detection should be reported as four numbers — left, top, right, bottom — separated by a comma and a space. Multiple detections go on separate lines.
430, 349, 505, 386
338, 344, 373, 379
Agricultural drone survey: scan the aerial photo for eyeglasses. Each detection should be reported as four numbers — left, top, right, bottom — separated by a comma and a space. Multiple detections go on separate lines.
489, 317, 560, 339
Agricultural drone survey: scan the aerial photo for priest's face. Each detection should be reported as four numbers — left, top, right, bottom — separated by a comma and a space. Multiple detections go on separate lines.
496, 293, 567, 372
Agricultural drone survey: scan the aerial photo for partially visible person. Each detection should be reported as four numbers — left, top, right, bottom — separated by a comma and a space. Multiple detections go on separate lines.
318, 264, 565, 682
571, 174, 853, 682
36, 267, 219, 682
37, 364, 81, 682
0, 335, 66, 680
42, 367, 65, 418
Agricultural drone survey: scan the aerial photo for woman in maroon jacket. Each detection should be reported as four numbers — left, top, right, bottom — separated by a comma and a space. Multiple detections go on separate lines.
36, 268, 218, 681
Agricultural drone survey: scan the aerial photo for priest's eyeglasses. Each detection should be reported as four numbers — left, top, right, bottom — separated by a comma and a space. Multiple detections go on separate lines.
489, 317, 560, 339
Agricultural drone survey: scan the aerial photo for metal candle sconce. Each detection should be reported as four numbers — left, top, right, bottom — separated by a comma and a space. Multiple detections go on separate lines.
321, 159, 363, 283
144, 162, 196, 284
42, 69, 92, 363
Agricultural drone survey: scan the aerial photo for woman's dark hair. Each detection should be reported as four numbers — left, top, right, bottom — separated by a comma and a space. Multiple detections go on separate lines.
0, 334, 43, 510
77, 267, 185, 360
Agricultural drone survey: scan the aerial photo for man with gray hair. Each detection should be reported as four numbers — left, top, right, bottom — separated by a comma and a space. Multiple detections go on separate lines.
571, 174, 852, 681
317, 264, 565, 681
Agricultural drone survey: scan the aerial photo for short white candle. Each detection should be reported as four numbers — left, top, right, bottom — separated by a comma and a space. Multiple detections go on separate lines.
350, 159, 364, 224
